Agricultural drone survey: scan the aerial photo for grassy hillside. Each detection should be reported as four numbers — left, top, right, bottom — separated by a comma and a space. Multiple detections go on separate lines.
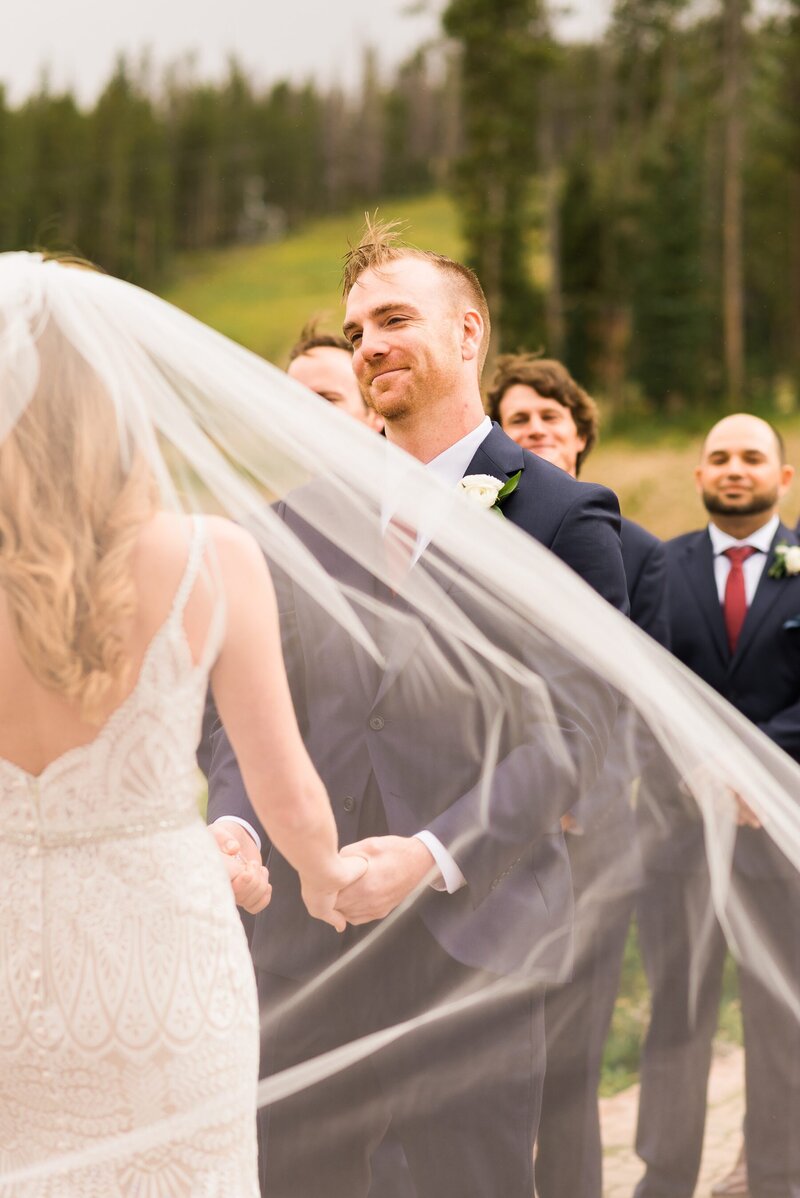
162, 192, 800, 538
162, 193, 464, 368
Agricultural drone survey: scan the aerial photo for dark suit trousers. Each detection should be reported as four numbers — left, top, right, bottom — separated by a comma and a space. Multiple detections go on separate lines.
536, 895, 633, 1198
536, 836, 635, 1198
255, 913, 544, 1198
634, 867, 800, 1198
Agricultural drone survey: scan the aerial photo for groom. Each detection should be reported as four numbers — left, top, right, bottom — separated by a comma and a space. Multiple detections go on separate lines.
208, 221, 629, 1197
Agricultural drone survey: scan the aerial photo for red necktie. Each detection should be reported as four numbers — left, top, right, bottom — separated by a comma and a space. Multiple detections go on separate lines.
722, 546, 756, 653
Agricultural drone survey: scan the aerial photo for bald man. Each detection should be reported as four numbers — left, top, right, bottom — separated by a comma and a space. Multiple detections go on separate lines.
634, 415, 800, 1198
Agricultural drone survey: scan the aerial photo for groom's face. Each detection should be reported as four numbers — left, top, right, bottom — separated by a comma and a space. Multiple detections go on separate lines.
343, 257, 467, 424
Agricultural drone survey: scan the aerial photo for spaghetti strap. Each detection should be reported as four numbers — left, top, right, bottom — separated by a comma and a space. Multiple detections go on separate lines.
168, 514, 207, 624
167, 514, 227, 671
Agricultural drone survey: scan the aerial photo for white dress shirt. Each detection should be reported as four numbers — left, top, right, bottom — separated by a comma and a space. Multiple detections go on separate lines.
424, 415, 493, 488
408, 416, 493, 891
381, 415, 493, 564
215, 417, 494, 895
708, 514, 779, 604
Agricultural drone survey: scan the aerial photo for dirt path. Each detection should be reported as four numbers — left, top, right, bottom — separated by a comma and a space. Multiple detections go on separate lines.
601, 1044, 745, 1197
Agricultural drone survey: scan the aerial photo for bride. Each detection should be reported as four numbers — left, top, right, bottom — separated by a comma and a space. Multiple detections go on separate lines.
0, 257, 364, 1196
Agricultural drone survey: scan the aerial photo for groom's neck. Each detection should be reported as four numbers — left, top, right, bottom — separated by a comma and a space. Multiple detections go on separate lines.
386, 399, 486, 464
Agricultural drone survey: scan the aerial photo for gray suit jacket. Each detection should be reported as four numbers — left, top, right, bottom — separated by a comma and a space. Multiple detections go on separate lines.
207, 424, 628, 979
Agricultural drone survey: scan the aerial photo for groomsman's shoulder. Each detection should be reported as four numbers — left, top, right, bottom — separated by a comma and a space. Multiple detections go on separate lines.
665, 527, 708, 559
618, 518, 669, 645
620, 517, 664, 577
620, 516, 660, 552
517, 443, 621, 514
495, 439, 628, 612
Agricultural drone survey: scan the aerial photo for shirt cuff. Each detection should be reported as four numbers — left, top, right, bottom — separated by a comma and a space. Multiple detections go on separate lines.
212, 815, 261, 852
414, 831, 467, 894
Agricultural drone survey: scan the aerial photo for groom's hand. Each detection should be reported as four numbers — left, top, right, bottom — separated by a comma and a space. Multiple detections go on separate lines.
734, 793, 761, 828
336, 836, 436, 924
210, 821, 272, 914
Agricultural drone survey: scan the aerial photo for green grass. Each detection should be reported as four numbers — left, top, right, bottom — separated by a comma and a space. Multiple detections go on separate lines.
161, 193, 464, 368
600, 921, 743, 1096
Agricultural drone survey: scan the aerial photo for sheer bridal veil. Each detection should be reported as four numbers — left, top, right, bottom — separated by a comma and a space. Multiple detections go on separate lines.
1, 250, 799, 1182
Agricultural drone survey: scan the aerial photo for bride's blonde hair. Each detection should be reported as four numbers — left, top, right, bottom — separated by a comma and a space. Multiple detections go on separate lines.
0, 309, 158, 720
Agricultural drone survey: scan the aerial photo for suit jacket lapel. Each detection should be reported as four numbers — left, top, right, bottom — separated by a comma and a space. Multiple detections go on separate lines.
730, 523, 795, 667
284, 507, 385, 700
682, 530, 729, 665
462, 421, 527, 490
372, 424, 525, 707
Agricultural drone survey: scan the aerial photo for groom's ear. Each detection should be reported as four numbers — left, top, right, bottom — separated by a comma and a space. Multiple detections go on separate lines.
461, 309, 484, 365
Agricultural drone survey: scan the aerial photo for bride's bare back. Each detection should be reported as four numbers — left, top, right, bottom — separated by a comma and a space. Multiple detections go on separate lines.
0, 506, 354, 902
0, 511, 216, 776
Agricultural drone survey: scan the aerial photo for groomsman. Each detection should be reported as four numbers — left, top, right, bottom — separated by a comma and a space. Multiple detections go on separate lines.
209, 222, 629, 1198
286, 320, 384, 432
489, 354, 669, 1198
634, 414, 800, 1198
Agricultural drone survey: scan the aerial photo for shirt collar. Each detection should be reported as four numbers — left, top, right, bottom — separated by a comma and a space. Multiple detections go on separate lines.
425, 415, 492, 487
380, 415, 493, 536
708, 513, 780, 556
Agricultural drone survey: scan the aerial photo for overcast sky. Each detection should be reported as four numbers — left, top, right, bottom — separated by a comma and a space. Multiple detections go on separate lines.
0, 0, 614, 105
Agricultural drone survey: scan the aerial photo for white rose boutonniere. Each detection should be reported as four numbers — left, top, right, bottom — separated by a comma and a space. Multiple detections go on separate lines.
768, 543, 800, 579
458, 471, 521, 517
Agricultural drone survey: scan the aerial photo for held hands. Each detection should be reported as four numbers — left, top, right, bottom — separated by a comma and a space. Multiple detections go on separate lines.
301, 853, 369, 933
211, 826, 438, 930
334, 835, 436, 926
209, 821, 273, 914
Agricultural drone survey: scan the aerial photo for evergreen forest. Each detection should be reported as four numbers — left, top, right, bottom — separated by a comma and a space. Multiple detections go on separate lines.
2, 0, 798, 414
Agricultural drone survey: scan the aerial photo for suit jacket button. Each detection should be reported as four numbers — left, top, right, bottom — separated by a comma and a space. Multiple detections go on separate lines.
369, 715, 385, 731
342, 796, 355, 813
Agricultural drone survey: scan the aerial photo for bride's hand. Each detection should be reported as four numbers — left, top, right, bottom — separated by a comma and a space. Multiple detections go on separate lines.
209, 822, 272, 914
301, 854, 369, 932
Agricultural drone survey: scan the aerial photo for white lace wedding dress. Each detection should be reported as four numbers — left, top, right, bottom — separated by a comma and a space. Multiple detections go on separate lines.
0, 518, 260, 1196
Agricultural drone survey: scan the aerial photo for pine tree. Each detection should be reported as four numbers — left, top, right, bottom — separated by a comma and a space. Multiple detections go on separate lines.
442, 0, 551, 353
630, 133, 711, 408
720, 0, 748, 406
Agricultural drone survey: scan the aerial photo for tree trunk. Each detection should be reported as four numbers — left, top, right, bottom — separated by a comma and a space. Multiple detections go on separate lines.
539, 94, 565, 358
482, 168, 506, 361
721, 0, 745, 407
790, 169, 800, 398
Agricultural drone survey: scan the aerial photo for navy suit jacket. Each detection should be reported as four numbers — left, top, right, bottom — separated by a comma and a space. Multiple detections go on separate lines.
207, 423, 628, 979
567, 517, 668, 892
641, 521, 800, 877
620, 517, 670, 649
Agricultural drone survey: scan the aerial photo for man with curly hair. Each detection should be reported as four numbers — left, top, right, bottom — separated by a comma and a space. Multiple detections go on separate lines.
489, 351, 668, 1198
